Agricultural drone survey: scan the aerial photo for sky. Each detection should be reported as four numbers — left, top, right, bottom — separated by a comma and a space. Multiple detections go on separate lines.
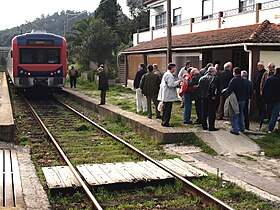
0, 0, 130, 30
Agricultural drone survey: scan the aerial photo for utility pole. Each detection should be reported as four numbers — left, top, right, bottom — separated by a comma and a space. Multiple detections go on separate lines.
167, 0, 172, 65
64, 11, 87, 37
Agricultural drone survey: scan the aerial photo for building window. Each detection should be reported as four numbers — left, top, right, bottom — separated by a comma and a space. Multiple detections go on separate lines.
202, 0, 213, 20
155, 12, 166, 29
173, 7, 182, 25
239, 0, 255, 12
233, 50, 249, 70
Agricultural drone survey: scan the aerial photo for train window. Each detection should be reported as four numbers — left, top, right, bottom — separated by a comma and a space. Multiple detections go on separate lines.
19, 48, 61, 64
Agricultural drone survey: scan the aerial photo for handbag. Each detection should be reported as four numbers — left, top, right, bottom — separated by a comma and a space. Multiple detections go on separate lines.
157, 101, 163, 112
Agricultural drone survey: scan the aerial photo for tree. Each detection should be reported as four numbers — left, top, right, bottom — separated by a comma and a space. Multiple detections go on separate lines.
94, 0, 121, 30
127, 0, 146, 18
68, 18, 119, 68
0, 53, 6, 67
126, 0, 149, 31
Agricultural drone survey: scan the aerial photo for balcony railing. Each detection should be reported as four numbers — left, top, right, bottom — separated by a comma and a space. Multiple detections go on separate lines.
139, 0, 280, 33
262, 0, 280, 10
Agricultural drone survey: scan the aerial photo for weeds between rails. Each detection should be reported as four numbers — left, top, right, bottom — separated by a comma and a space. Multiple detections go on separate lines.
10, 86, 274, 209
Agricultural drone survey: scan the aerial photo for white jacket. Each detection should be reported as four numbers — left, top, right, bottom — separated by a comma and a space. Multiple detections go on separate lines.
158, 70, 180, 102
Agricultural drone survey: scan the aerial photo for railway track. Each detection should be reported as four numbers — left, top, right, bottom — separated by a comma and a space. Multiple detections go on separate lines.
22, 94, 233, 210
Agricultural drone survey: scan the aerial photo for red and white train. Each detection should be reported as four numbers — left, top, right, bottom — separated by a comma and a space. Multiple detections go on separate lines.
7, 30, 67, 88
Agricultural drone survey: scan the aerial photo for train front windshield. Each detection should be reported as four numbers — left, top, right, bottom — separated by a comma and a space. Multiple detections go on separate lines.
19, 48, 61, 64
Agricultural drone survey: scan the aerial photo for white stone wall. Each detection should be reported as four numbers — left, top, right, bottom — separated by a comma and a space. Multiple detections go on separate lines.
134, 0, 280, 46
260, 51, 280, 68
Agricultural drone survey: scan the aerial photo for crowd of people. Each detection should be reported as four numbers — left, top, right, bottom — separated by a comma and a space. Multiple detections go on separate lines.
134, 60, 280, 134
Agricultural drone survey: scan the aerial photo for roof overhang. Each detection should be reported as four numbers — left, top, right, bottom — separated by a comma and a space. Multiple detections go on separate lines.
144, 0, 166, 7
121, 43, 280, 55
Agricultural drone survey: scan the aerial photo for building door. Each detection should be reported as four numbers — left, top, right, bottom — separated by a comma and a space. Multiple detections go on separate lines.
202, 51, 213, 67
233, 50, 249, 71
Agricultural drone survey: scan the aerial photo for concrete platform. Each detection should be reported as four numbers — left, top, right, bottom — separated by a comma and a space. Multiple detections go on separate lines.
62, 87, 196, 143
0, 72, 14, 142
189, 152, 280, 199
196, 130, 261, 155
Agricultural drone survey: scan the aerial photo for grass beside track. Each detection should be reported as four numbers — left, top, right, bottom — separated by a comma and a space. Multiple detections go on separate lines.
252, 130, 280, 158
9, 85, 275, 209
75, 79, 280, 158
75, 78, 199, 128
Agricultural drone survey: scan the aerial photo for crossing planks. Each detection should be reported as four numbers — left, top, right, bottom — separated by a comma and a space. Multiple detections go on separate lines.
0, 149, 24, 208
42, 166, 81, 189
43, 158, 207, 189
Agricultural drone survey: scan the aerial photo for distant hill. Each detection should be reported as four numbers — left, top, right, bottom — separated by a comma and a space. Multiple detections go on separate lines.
0, 10, 89, 47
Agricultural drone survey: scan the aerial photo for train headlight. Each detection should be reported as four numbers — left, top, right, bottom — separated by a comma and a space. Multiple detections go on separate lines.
27, 72, 31, 76
51, 73, 53, 76
20, 70, 24, 74
57, 69, 61, 74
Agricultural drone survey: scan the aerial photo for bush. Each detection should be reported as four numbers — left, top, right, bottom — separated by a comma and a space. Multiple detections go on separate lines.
107, 66, 118, 79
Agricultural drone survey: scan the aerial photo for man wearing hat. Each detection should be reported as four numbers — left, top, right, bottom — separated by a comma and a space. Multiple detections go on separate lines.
198, 66, 220, 131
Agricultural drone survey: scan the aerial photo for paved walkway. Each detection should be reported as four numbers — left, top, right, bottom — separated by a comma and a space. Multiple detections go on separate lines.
196, 130, 261, 155
0, 72, 14, 141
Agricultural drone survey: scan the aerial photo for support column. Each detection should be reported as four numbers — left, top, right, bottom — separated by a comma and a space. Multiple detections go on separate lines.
218, 12, 223, 29
151, 27, 154, 40
256, 3, 262, 23
190, 18, 194, 33
137, 29, 140, 44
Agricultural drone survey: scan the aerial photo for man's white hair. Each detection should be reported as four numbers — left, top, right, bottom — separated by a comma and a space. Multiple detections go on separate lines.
224, 62, 232, 69
241, 70, 248, 77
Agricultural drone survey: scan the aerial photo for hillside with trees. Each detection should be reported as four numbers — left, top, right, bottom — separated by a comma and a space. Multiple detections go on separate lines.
0, 10, 89, 47
67, 0, 149, 71
0, 0, 149, 75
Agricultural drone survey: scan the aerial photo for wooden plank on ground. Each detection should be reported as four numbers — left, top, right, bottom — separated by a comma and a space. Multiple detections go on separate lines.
0, 150, 4, 206
107, 163, 135, 183
4, 150, 14, 207
76, 165, 99, 185
42, 167, 66, 189
85, 164, 113, 185
113, 162, 139, 182
171, 158, 207, 177
136, 161, 162, 180
114, 162, 144, 182
138, 161, 172, 180
97, 163, 126, 183
10, 150, 24, 208
56, 166, 80, 188
137, 161, 163, 180
125, 162, 154, 181
160, 159, 194, 177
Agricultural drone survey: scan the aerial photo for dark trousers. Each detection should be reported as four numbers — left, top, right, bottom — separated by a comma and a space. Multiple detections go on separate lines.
202, 97, 217, 130
147, 95, 160, 118
244, 99, 250, 130
100, 90, 107, 104
194, 99, 202, 123
217, 95, 225, 119
70, 76, 77, 88
162, 102, 173, 125
256, 94, 265, 119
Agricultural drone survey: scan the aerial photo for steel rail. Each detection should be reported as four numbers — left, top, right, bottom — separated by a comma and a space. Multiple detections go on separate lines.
23, 97, 103, 210
58, 99, 234, 210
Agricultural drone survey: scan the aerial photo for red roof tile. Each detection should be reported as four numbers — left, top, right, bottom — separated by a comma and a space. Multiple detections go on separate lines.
124, 20, 280, 53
